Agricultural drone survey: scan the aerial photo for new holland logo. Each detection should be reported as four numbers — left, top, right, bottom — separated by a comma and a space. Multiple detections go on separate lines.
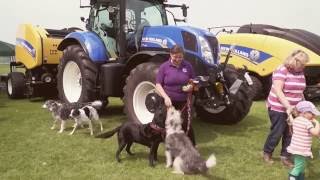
141, 37, 168, 48
220, 44, 272, 64
16, 38, 36, 58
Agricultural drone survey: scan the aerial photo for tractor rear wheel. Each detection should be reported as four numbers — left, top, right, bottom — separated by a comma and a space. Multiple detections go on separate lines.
195, 66, 253, 124
7, 72, 26, 99
123, 62, 159, 124
57, 45, 98, 103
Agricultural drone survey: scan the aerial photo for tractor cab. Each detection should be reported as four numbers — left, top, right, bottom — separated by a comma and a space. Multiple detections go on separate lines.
84, 0, 170, 59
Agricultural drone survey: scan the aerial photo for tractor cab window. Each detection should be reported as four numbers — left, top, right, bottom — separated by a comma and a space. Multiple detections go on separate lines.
126, 0, 167, 53
93, 4, 119, 58
126, 0, 167, 31
141, 4, 165, 26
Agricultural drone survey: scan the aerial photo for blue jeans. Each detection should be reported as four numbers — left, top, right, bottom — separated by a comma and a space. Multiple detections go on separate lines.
263, 109, 292, 157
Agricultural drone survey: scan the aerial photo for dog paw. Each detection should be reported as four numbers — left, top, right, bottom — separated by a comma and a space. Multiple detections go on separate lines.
68, 133, 74, 135
166, 164, 172, 168
50, 127, 55, 130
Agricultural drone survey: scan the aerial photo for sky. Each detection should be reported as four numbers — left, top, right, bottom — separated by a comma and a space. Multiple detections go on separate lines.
0, 0, 319, 44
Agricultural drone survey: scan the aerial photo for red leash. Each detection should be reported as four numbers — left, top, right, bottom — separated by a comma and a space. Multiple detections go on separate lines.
181, 92, 193, 134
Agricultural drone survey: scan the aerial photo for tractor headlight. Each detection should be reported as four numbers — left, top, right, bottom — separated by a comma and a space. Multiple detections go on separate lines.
199, 36, 214, 65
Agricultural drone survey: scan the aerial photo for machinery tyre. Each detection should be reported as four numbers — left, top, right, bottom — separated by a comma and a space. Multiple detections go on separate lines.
123, 62, 159, 124
196, 66, 253, 124
57, 45, 98, 103
250, 75, 264, 100
7, 72, 26, 99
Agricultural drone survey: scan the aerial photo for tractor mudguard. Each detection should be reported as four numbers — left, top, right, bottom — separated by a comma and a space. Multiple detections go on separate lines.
57, 31, 108, 62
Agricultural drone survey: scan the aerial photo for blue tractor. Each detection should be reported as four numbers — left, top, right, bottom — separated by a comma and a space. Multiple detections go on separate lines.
57, 0, 253, 124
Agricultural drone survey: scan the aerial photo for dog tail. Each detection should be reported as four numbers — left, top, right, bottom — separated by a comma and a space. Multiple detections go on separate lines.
89, 100, 103, 110
95, 126, 121, 138
205, 154, 216, 168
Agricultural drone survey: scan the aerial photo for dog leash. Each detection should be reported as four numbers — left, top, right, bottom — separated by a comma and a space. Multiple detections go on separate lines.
149, 122, 166, 139
180, 92, 193, 134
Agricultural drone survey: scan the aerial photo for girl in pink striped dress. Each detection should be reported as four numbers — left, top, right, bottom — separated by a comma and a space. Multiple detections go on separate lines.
287, 101, 320, 180
263, 50, 310, 167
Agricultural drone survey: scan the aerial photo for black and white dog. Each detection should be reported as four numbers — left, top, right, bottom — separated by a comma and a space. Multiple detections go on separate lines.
95, 93, 167, 167
165, 106, 216, 174
69, 105, 103, 135
42, 100, 102, 134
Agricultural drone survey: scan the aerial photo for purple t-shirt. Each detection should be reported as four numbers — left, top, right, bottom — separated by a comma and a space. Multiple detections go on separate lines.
156, 59, 195, 102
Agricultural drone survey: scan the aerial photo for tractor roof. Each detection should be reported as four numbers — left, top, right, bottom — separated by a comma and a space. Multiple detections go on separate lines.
90, 0, 166, 5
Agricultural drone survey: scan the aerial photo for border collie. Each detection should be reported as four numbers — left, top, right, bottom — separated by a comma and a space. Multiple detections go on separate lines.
42, 100, 102, 133
69, 105, 103, 135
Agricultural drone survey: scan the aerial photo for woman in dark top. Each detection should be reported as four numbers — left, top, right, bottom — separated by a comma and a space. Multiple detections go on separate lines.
155, 45, 196, 145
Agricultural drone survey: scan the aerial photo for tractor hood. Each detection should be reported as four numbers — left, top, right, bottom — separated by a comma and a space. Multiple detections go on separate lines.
141, 25, 219, 65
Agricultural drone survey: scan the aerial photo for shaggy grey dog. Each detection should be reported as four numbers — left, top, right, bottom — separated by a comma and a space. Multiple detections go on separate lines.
42, 100, 102, 133
165, 106, 216, 174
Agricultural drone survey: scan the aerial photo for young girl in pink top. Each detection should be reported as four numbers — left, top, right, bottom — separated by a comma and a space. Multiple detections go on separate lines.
287, 101, 320, 180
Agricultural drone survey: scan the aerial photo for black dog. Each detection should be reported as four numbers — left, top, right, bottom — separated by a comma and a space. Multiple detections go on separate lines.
96, 93, 166, 166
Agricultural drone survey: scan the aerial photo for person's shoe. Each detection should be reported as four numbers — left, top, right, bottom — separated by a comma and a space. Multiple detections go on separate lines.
289, 174, 298, 180
262, 152, 274, 164
281, 157, 294, 168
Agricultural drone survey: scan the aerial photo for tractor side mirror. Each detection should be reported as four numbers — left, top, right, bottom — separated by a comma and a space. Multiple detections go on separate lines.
182, 4, 188, 17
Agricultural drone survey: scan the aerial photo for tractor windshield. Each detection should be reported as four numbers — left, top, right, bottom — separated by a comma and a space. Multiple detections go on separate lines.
126, 0, 168, 31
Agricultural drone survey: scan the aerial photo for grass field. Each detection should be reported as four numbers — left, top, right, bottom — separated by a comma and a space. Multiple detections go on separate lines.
0, 93, 320, 180
0, 64, 9, 74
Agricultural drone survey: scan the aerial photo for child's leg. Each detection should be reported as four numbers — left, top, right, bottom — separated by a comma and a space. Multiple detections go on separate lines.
289, 155, 306, 177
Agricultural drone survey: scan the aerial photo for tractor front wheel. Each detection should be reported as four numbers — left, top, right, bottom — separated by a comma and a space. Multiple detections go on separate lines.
57, 45, 98, 103
123, 62, 160, 124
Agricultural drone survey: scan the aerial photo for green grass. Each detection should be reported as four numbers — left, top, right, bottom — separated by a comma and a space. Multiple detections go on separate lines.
0, 64, 9, 74
0, 93, 319, 180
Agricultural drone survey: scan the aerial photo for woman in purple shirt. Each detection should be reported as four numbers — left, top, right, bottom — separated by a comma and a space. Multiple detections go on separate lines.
155, 45, 196, 145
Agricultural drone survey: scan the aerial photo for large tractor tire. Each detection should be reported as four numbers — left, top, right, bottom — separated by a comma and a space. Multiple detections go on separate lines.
250, 75, 264, 100
57, 45, 98, 103
123, 62, 160, 124
7, 72, 26, 99
195, 66, 253, 124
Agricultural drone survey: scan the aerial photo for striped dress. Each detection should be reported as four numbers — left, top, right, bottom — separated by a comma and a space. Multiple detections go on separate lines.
267, 65, 306, 112
287, 116, 314, 157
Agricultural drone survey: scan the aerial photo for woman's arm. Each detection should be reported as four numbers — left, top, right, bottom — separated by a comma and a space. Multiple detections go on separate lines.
273, 79, 293, 113
155, 83, 172, 107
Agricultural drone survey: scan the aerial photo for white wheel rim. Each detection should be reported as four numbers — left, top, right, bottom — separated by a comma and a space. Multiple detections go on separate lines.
63, 61, 82, 102
203, 105, 226, 114
133, 81, 156, 124
7, 78, 12, 95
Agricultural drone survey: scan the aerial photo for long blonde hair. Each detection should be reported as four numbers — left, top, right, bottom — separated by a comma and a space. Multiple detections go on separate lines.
284, 50, 309, 70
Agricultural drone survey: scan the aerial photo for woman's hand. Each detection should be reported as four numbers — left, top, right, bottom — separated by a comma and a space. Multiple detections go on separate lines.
182, 84, 193, 92
155, 83, 172, 107
286, 105, 294, 115
164, 96, 172, 107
